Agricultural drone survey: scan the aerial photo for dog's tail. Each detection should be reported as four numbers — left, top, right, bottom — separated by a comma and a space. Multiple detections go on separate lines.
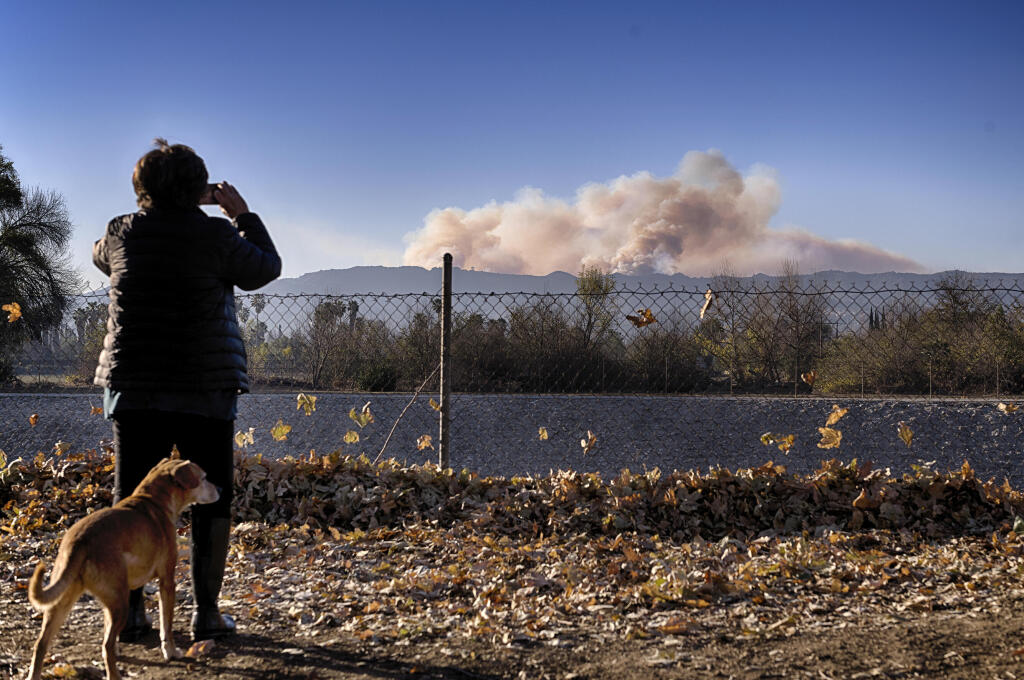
28, 551, 84, 609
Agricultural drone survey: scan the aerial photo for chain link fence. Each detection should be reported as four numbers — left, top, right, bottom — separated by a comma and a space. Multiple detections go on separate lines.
3, 290, 447, 394
3, 274, 1024, 479
446, 276, 1024, 398
7, 276, 1024, 398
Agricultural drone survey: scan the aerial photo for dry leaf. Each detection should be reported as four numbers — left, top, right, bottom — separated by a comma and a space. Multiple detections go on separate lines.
270, 420, 292, 442
54, 440, 72, 455
817, 427, 842, 449
852, 488, 880, 510
2, 302, 21, 323
344, 430, 360, 444
700, 287, 714, 320
997, 402, 1019, 414
580, 430, 597, 454
296, 393, 317, 416
625, 308, 657, 328
90, 405, 103, 416
897, 421, 913, 448
760, 432, 795, 454
49, 663, 76, 677
659, 616, 694, 635
801, 370, 817, 388
350, 402, 374, 428
234, 427, 256, 448
185, 639, 217, 658
429, 398, 441, 412
29, 413, 38, 427
538, 427, 549, 441
417, 434, 434, 451
825, 404, 848, 427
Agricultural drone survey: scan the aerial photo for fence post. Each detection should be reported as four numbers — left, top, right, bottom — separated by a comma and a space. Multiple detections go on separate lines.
794, 356, 798, 397
928, 359, 933, 399
438, 253, 453, 468
729, 303, 736, 396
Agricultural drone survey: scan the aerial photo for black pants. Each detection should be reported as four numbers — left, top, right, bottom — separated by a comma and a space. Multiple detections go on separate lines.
112, 410, 234, 519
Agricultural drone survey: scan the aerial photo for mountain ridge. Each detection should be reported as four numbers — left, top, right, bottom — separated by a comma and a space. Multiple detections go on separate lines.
262, 266, 1024, 296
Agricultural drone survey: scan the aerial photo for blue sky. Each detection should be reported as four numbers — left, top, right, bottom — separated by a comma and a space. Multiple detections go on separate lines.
2, 0, 1022, 286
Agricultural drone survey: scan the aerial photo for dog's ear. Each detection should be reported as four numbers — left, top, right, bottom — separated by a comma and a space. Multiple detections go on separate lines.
170, 461, 202, 489
170, 446, 181, 460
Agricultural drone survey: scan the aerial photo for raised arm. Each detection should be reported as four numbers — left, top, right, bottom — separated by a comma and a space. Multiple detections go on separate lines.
213, 183, 281, 290
92, 225, 112, 276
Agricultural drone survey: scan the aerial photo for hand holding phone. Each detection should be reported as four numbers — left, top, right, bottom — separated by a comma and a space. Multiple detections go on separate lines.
199, 183, 220, 205
214, 182, 250, 219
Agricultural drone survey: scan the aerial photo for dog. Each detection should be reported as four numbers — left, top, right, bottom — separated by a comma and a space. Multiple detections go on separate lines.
26, 456, 220, 680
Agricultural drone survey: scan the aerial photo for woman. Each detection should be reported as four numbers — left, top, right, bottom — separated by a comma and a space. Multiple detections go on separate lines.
93, 138, 281, 642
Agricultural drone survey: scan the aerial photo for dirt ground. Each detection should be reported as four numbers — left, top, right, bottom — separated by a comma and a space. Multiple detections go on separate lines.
6, 527, 1024, 680
6, 593, 1024, 679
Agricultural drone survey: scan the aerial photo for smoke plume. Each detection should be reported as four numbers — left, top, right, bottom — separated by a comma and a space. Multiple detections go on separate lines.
401, 150, 923, 276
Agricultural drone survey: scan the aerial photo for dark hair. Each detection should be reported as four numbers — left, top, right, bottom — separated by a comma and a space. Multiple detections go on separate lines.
132, 138, 208, 210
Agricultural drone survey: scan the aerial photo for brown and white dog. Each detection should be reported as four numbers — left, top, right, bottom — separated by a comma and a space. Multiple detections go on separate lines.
27, 456, 220, 680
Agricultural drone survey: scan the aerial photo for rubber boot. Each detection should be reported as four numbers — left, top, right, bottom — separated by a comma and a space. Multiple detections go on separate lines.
118, 587, 153, 642
190, 516, 237, 641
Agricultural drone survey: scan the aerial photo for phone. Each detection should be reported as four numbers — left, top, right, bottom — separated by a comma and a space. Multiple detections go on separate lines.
199, 183, 219, 205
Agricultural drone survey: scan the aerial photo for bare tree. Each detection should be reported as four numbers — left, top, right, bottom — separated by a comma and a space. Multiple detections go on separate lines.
575, 265, 616, 350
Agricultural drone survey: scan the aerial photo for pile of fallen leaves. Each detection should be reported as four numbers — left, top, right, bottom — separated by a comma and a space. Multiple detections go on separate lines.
2, 449, 1022, 542
9, 449, 1024, 678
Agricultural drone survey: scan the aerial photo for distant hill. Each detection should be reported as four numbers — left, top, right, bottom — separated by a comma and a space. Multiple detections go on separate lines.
263, 266, 580, 295
261, 266, 1024, 296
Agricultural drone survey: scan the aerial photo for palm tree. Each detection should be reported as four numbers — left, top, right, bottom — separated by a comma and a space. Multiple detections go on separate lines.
0, 146, 23, 209
0, 145, 81, 381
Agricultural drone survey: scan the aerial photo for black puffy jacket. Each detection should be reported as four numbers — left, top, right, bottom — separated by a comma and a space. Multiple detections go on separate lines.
92, 207, 281, 393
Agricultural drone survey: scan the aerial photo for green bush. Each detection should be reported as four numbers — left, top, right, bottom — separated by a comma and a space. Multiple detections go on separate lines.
358, 359, 399, 391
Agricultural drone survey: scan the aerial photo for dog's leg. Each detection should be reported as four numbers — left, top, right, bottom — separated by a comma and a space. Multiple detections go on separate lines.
157, 568, 182, 661
26, 596, 75, 680
90, 577, 130, 680
101, 601, 127, 680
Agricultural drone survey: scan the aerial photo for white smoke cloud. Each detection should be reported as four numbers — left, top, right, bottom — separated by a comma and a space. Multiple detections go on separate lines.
401, 150, 924, 276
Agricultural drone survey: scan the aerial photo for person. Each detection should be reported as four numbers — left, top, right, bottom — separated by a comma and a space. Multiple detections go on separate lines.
92, 138, 281, 642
